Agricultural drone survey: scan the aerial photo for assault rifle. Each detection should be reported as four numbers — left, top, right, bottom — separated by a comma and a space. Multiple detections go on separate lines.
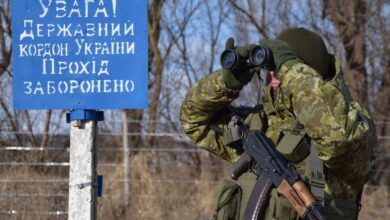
229, 116, 326, 220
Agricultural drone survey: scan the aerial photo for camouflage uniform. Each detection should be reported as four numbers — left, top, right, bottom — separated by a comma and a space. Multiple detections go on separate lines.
180, 58, 377, 219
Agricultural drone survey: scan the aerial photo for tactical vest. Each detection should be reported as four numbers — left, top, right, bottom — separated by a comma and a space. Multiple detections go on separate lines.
262, 87, 324, 220
214, 96, 369, 219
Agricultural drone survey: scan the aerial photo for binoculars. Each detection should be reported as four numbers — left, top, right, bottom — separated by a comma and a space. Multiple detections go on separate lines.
220, 45, 275, 71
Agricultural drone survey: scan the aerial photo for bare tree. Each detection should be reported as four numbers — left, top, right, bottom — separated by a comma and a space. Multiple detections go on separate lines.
147, 0, 208, 144
0, 0, 21, 146
363, 0, 390, 186
0, 1, 55, 147
323, 0, 369, 108
147, 0, 166, 146
368, 0, 390, 119
228, 0, 270, 39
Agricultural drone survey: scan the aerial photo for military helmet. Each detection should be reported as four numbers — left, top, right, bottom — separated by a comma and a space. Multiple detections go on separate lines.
277, 28, 330, 79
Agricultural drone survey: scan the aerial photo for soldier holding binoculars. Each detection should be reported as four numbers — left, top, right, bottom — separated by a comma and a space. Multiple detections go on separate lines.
180, 28, 377, 220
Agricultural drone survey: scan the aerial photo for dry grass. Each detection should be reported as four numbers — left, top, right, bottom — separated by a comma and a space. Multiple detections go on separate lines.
0, 167, 67, 220
0, 145, 388, 220
106, 151, 230, 220
359, 187, 390, 220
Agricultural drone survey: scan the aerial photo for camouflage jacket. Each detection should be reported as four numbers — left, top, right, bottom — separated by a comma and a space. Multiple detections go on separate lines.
180, 59, 376, 202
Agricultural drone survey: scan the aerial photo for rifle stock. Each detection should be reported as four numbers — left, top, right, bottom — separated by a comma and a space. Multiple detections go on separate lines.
277, 179, 316, 217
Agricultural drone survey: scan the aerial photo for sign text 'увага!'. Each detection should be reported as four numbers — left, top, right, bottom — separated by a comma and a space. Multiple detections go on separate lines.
12, 0, 148, 109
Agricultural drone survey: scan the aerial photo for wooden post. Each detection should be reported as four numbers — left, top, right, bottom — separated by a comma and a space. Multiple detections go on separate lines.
122, 111, 130, 215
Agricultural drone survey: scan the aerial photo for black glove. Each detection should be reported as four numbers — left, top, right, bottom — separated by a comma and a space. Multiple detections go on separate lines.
222, 38, 259, 89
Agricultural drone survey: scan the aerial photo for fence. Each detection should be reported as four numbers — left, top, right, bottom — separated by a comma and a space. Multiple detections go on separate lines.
0, 120, 389, 219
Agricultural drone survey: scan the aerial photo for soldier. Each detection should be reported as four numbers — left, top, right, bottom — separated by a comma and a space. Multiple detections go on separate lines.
180, 28, 377, 220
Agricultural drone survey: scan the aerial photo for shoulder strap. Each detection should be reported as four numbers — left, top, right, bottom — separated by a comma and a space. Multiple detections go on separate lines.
262, 87, 277, 116
308, 142, 325, 205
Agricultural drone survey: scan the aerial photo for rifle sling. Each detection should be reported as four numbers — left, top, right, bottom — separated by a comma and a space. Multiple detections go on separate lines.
308, 142, 325, 205
243, 172, 273, 220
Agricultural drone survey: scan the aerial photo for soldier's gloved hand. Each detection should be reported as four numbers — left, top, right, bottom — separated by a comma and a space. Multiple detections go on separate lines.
222, 38, 258, 89
259, 39, 300, 72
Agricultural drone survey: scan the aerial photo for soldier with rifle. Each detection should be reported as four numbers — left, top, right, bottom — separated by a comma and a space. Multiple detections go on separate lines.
180, 28, 377, 220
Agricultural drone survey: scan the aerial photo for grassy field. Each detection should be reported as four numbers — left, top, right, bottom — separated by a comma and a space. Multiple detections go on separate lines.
0, 131, 388, 220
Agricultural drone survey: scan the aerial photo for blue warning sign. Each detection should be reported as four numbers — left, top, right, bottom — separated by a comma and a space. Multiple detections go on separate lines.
12, 0, 148, 109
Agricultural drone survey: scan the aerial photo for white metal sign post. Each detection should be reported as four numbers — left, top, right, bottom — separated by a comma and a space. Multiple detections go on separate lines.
11, 0, 148, 219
